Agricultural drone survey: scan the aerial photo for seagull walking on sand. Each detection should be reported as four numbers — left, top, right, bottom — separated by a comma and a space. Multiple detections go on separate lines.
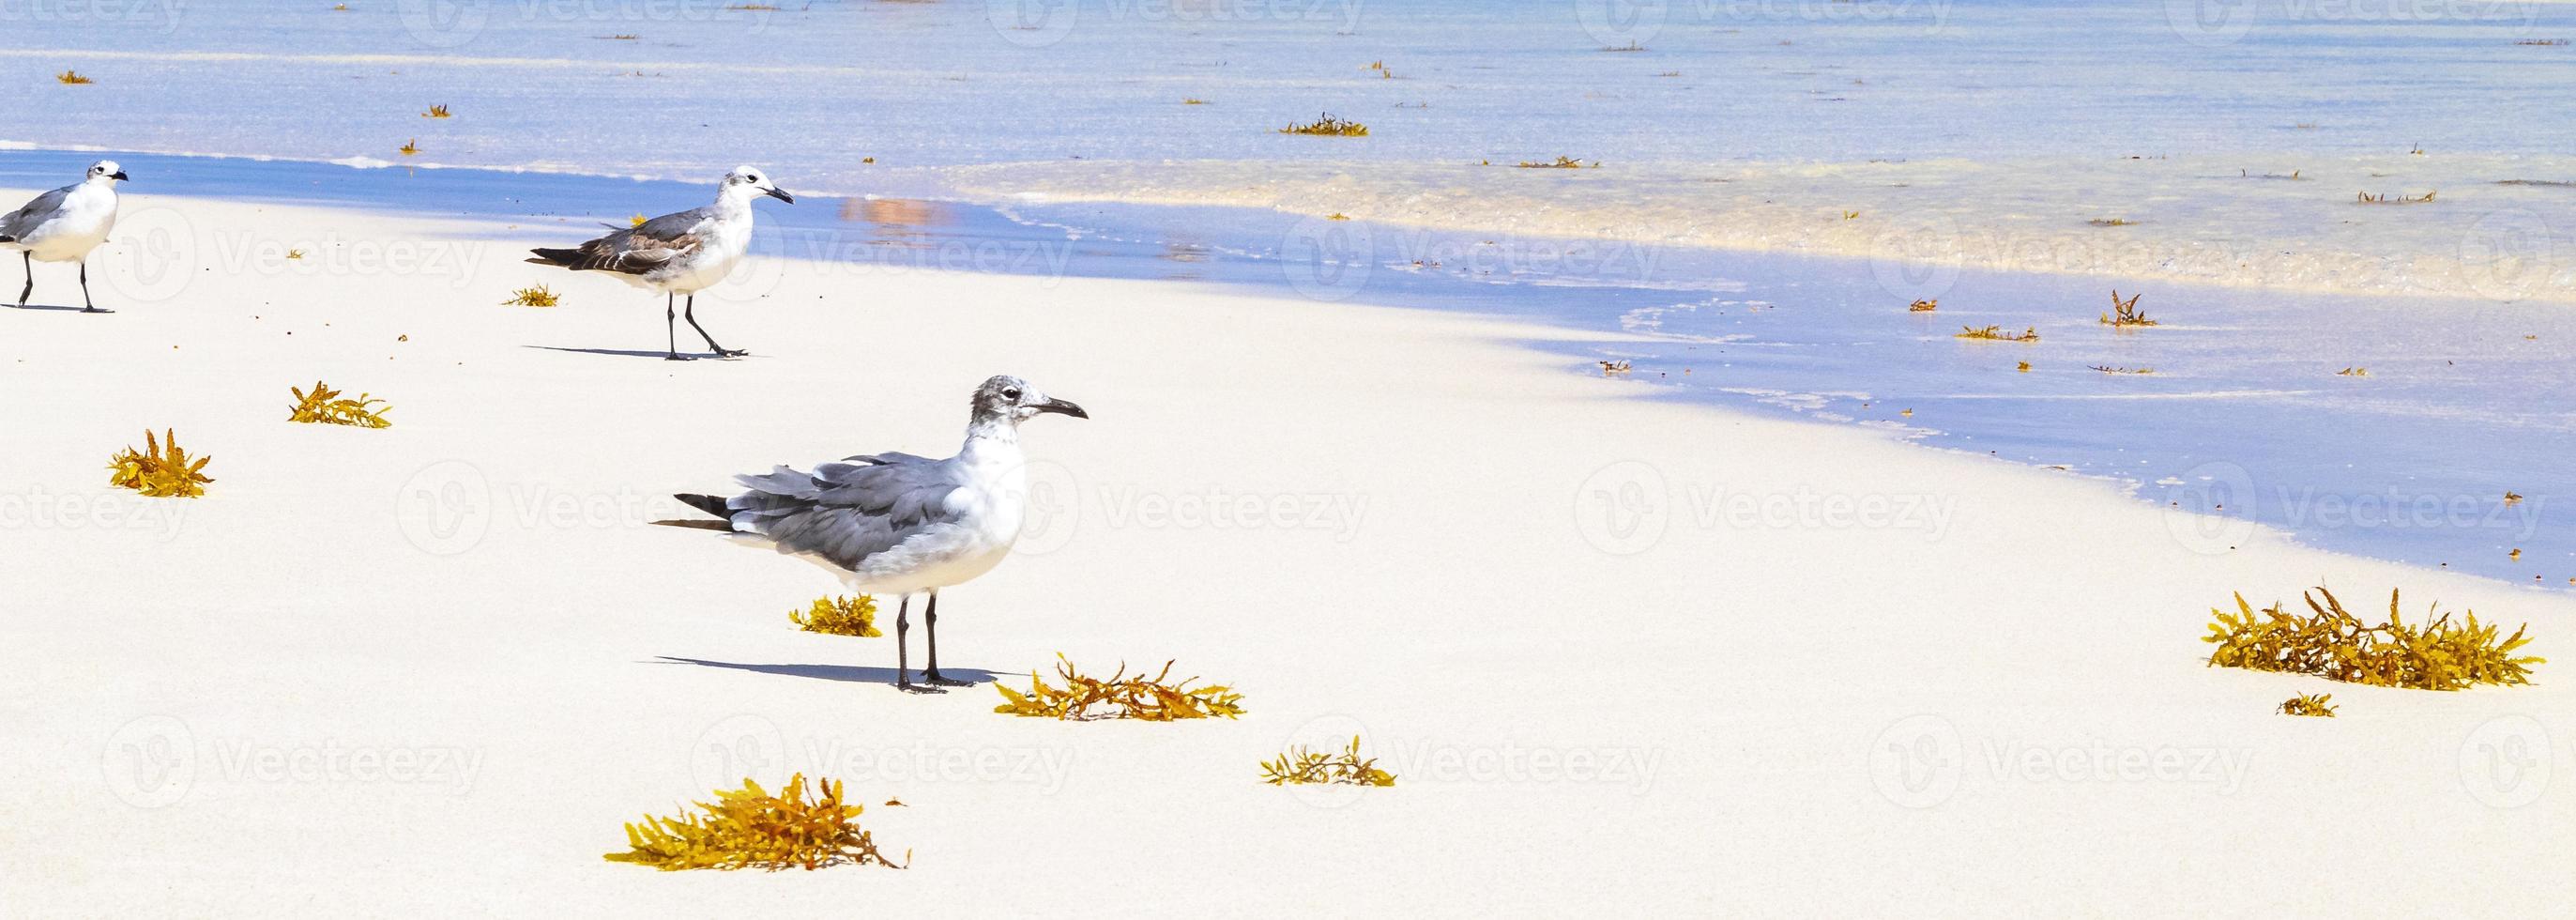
0, 160, 129, 313
526, 165, 792, 360
659, 376, 1090, 693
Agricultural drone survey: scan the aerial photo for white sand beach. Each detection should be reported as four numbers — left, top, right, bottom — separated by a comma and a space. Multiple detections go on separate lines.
1, 192, 2567, 914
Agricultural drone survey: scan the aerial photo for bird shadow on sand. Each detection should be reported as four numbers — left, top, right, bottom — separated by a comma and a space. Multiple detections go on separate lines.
11, 303, 110, 313
526, 345, 753, 360
654, 656, 999, 687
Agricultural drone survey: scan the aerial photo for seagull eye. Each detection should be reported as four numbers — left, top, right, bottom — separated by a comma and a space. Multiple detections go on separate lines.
1001, 388, 1022, 400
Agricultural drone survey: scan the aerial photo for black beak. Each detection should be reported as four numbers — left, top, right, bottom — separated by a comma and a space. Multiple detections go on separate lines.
764, 187, 795, 204
1033, 398, 1088, 420
111, 171, 129, 181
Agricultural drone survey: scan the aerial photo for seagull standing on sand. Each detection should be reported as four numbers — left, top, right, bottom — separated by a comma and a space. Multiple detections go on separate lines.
526, 165, 792, 360
659, 376, 1090, 693
0, 160, 128, 313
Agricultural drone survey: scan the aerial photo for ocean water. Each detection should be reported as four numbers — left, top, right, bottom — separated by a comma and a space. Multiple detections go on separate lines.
3, 146, 2567, 589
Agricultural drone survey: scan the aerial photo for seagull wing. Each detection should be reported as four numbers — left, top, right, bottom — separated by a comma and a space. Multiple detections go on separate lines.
0, 186, 72, 239
532, 207, 708, 275
724, 458, 964, 572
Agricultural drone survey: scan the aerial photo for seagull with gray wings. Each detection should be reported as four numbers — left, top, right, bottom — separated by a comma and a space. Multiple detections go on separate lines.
659, 376, 1090, 693
1, 160, 128, 313
526, 165, 791, 360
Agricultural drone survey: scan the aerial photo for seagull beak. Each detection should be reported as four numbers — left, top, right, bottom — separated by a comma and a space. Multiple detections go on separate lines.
111, 171, 129, 181
1032, 397, 1088, 420
764, 187, 795, 204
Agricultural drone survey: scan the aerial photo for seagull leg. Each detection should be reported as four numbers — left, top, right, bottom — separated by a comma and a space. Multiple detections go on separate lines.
663, 292, 692, 360
78, 259, 106, 313
682, 295, 747, 358
895, 594, 942, 695
15, 253, 28, 308
921, 589, 968, 686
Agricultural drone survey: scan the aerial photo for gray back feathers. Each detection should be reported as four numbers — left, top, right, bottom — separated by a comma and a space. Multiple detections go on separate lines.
718, 453, 964, 571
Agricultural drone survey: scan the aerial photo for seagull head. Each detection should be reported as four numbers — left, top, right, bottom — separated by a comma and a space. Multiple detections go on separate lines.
86, 161, 129, 184
972, 375, 1088, 426
723, 165, 793, 204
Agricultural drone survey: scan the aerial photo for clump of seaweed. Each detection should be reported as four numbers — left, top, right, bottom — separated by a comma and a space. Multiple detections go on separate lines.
2355, 190, 2436, 205
1602, 40, 1646, 52
56, 70, 93, 84
2099, 289, 2156, 328
2088, 218, 2138, 227
109, 429, 212, 498
604, 774, 905, 872
2203, 586, 2543, 691
1260, 736, 1395, 787
2241, 168, 2302, 180
1278, 113, 1368, 136
501, 285, 560, 307
2516, 38, 2568, 45
2338, 366, 2369, 377
422, 104, 452, 118
994, 654, 1243, 721
1181, 98, 1209, 105
2277, 694, 2337, 717
1516, 156, 1595, 169
287, 380, 393, 428
791, 595, 880, 637
2088, 364, 2155, 375
1907, 299, 1938, 312
398, 138, 421, 156
1956, 325, 2039, 343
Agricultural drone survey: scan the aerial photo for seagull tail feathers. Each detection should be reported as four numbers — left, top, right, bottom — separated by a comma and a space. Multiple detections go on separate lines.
525, 247, 582, 268
652, 493, 738, 531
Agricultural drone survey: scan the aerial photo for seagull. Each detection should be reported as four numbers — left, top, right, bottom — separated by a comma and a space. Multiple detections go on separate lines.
526, 165, 791, 360
0, 160, 128, 313
658, 376, 1090, 693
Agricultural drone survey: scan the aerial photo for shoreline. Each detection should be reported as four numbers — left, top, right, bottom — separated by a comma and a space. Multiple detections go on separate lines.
4, 146, 2571, 590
